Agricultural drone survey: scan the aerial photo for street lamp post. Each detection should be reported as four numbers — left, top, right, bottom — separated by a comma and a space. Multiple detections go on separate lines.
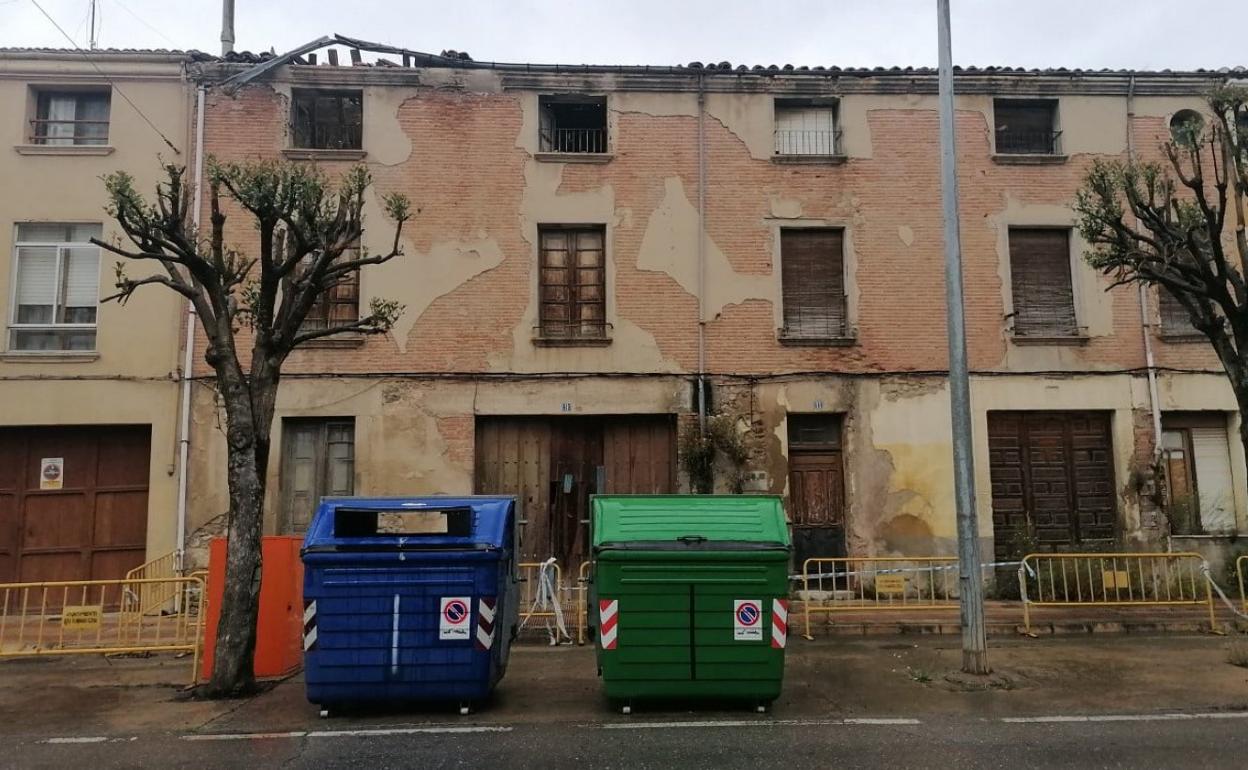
936, 0, 990, 675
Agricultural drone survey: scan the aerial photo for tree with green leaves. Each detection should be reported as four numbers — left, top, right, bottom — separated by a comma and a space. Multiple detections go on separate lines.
1075, 85, 1248, 461
95, 161, 411, 696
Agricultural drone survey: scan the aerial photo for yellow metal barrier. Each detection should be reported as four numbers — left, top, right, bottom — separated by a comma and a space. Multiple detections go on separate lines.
0, 576, 205, 685
575, 560, 592, 646
1018, 552, 1216, 633
125, 551, 180, 616
517, 561, 563, 624
1238, 555, 1246, 613
801, 556, 960, 639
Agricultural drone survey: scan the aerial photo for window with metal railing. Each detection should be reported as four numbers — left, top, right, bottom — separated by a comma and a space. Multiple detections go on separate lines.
292, 89, 363, 151
8, 223, 101, 352
994, 98, 1061, 155
539, 96, 608, 154
30, 90, 110, 145
774, 99, 841, 157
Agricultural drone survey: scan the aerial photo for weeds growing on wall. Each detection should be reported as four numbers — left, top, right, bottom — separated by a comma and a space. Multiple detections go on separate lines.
679, 414, 750, 494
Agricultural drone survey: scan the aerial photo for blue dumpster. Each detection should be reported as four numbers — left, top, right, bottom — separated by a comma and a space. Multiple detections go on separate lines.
301, 496, 519, 715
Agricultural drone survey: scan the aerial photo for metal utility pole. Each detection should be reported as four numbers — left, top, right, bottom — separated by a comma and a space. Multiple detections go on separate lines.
220, 0, 236, 56
936, 0, 989, 675
88, 0, 98, 50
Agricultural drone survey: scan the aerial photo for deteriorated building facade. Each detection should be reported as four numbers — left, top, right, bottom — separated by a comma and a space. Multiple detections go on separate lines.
182, 49, 1247, 577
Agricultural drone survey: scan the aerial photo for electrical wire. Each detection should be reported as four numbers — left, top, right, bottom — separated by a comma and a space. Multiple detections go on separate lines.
108, 0, 178, 49
27, 0, 182, 155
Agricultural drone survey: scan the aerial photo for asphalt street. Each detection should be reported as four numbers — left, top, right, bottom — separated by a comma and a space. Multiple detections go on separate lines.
10, 711, 1248, 769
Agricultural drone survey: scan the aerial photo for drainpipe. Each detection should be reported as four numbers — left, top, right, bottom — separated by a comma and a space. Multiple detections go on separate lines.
696, 74, 708, 432
174, 84, 206, 573
1126, 74, 1167, 547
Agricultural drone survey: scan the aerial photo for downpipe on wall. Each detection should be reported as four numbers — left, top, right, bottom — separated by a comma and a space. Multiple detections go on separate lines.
696, 74, 708, 432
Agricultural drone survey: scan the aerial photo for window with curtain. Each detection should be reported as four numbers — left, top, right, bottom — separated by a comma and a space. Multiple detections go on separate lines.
32, 90, 110, 145
9, 223, 101, 351
1008, 228, 1079, 337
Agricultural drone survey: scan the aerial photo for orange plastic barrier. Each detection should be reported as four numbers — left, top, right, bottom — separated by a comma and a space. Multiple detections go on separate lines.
201, 536, 304, 681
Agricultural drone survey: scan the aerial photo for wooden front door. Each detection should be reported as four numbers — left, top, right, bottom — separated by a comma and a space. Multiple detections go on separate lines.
786, 414, 846, 565
0, 426, 150, 584
988, 411, 1117, 560
475, 415, 676, 566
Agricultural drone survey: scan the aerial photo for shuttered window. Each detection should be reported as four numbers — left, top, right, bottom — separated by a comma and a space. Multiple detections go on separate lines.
780, 228, 847, 340
1158, 288, 1198, 336
300, 242, 361, 333
1162, 415, 1237, 534
538, 226, 607, 340
279, 418, 355, 534
9, 223, 101, 351
1008, 228, 1078, 337
774, 101, 838, 155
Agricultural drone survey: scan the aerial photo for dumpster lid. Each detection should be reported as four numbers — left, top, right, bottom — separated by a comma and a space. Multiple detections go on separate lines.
303, 496, 515, 551
591, 495, 791, 550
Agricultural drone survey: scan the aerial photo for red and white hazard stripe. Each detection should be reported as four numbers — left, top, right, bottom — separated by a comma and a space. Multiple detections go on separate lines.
599, 599, 619, 650
475, 597, 496, 651
771, 598, 788, 649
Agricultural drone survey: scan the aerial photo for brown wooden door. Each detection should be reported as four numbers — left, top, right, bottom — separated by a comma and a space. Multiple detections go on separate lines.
0, 426, 150, 584
988, 411, 1116, 559
278, 418, 355, 534
475, 415, 675, 566
786, 415, 846, 564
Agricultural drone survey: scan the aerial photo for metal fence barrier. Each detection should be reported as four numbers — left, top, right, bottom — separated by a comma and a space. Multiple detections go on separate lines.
800, 556, 961, 639
1018, 552, 1216, 633
0, 576, 206, 685
124, 551, 180, 616
1238, 555, 1247, 613
575, 560, 592, 646
518, 561, 563, 624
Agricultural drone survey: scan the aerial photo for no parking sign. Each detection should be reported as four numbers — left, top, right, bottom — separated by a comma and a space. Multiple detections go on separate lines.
733, 599, 762, 641
439, 596, 471, 640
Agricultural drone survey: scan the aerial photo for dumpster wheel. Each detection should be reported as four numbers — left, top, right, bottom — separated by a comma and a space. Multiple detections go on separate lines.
459, 702, 472, 716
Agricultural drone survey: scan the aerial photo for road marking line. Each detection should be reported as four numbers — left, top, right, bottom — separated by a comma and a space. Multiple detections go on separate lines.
1002, 712, 1248, 724
40, 737, 109, 744
595, 718, 921, 730
180, 726, 512, 742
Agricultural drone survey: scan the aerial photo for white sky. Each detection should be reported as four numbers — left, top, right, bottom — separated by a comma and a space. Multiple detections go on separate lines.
1, 0, 1245, 71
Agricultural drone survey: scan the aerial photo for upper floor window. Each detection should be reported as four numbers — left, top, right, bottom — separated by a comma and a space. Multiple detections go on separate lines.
1158, 288, 1198, 338
774, 99, 840, 156
292, 89, 362, 150
30, 89, 110, 146
780, 228, 848, 341
539, 96, 608, 154
537, 226, 607, 341
1008, 227, 1078, 338
994, 99, 1060, 155
9, 223, 101, 352
299, 242, 361, 334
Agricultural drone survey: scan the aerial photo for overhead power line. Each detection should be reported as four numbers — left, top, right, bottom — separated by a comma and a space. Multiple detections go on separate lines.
28, 0, 181, 155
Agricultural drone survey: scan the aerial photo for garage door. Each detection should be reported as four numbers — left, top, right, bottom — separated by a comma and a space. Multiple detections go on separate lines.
0, 426, 150, 583
987, 411, 1117, 560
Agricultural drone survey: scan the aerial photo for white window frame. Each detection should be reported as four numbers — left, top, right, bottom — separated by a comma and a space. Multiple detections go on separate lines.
8, 224, 101, 352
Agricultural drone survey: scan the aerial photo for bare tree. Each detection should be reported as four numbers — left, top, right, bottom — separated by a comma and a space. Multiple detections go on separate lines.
1075, 85, 1248, 461
96, 160, 411, 696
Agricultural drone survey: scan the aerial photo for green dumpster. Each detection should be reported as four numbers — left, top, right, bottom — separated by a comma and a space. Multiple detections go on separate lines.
591, 494, 792, 713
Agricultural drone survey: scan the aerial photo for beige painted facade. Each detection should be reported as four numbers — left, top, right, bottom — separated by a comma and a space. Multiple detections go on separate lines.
0, 50, 191, 574
171, 53, 1248, 579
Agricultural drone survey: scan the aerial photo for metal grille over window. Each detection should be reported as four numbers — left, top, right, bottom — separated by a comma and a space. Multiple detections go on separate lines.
780, 228, 847, 340
31, 91, 110, 146
539, 96, 608, 154
994, 99, 1060, 155
538, 227, 607, 340
1008, 228, 1078, 337
774, 100, 840, 156
292, 90, 363, 150
10, 223, 101, 351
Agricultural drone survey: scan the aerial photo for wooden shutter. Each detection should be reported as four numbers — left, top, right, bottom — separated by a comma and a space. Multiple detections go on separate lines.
280, 419, 355, 534
539, 227, 605, 338
781, 229, 846, 339
1191, 426, 1235, 532
1009, 229, 1078, 337
1158, 288, 1195, 335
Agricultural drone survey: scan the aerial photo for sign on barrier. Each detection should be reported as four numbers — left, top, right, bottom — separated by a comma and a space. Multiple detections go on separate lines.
800, 556, 960, 639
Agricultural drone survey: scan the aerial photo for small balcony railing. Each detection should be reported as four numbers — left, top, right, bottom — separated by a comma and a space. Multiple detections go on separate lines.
995, 129, 1062, 155
774, 129, 842, 156
29, 119, 109, 145
540, 127, 608, 154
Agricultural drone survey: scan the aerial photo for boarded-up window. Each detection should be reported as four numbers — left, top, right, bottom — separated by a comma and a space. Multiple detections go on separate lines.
994, 99, 1060, 154
279, 418, 355, 534
1162, 414, 1237, 534
292, 90, 362, 150
1158, 288, 1197, 336
780, 228, 846, 339
538, 226, 606, 339
300, 242, 361, 333
1009, 228, 1078, 337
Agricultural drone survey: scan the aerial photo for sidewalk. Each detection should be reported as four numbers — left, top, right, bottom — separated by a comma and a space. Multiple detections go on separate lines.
3, 633, 1245, 741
